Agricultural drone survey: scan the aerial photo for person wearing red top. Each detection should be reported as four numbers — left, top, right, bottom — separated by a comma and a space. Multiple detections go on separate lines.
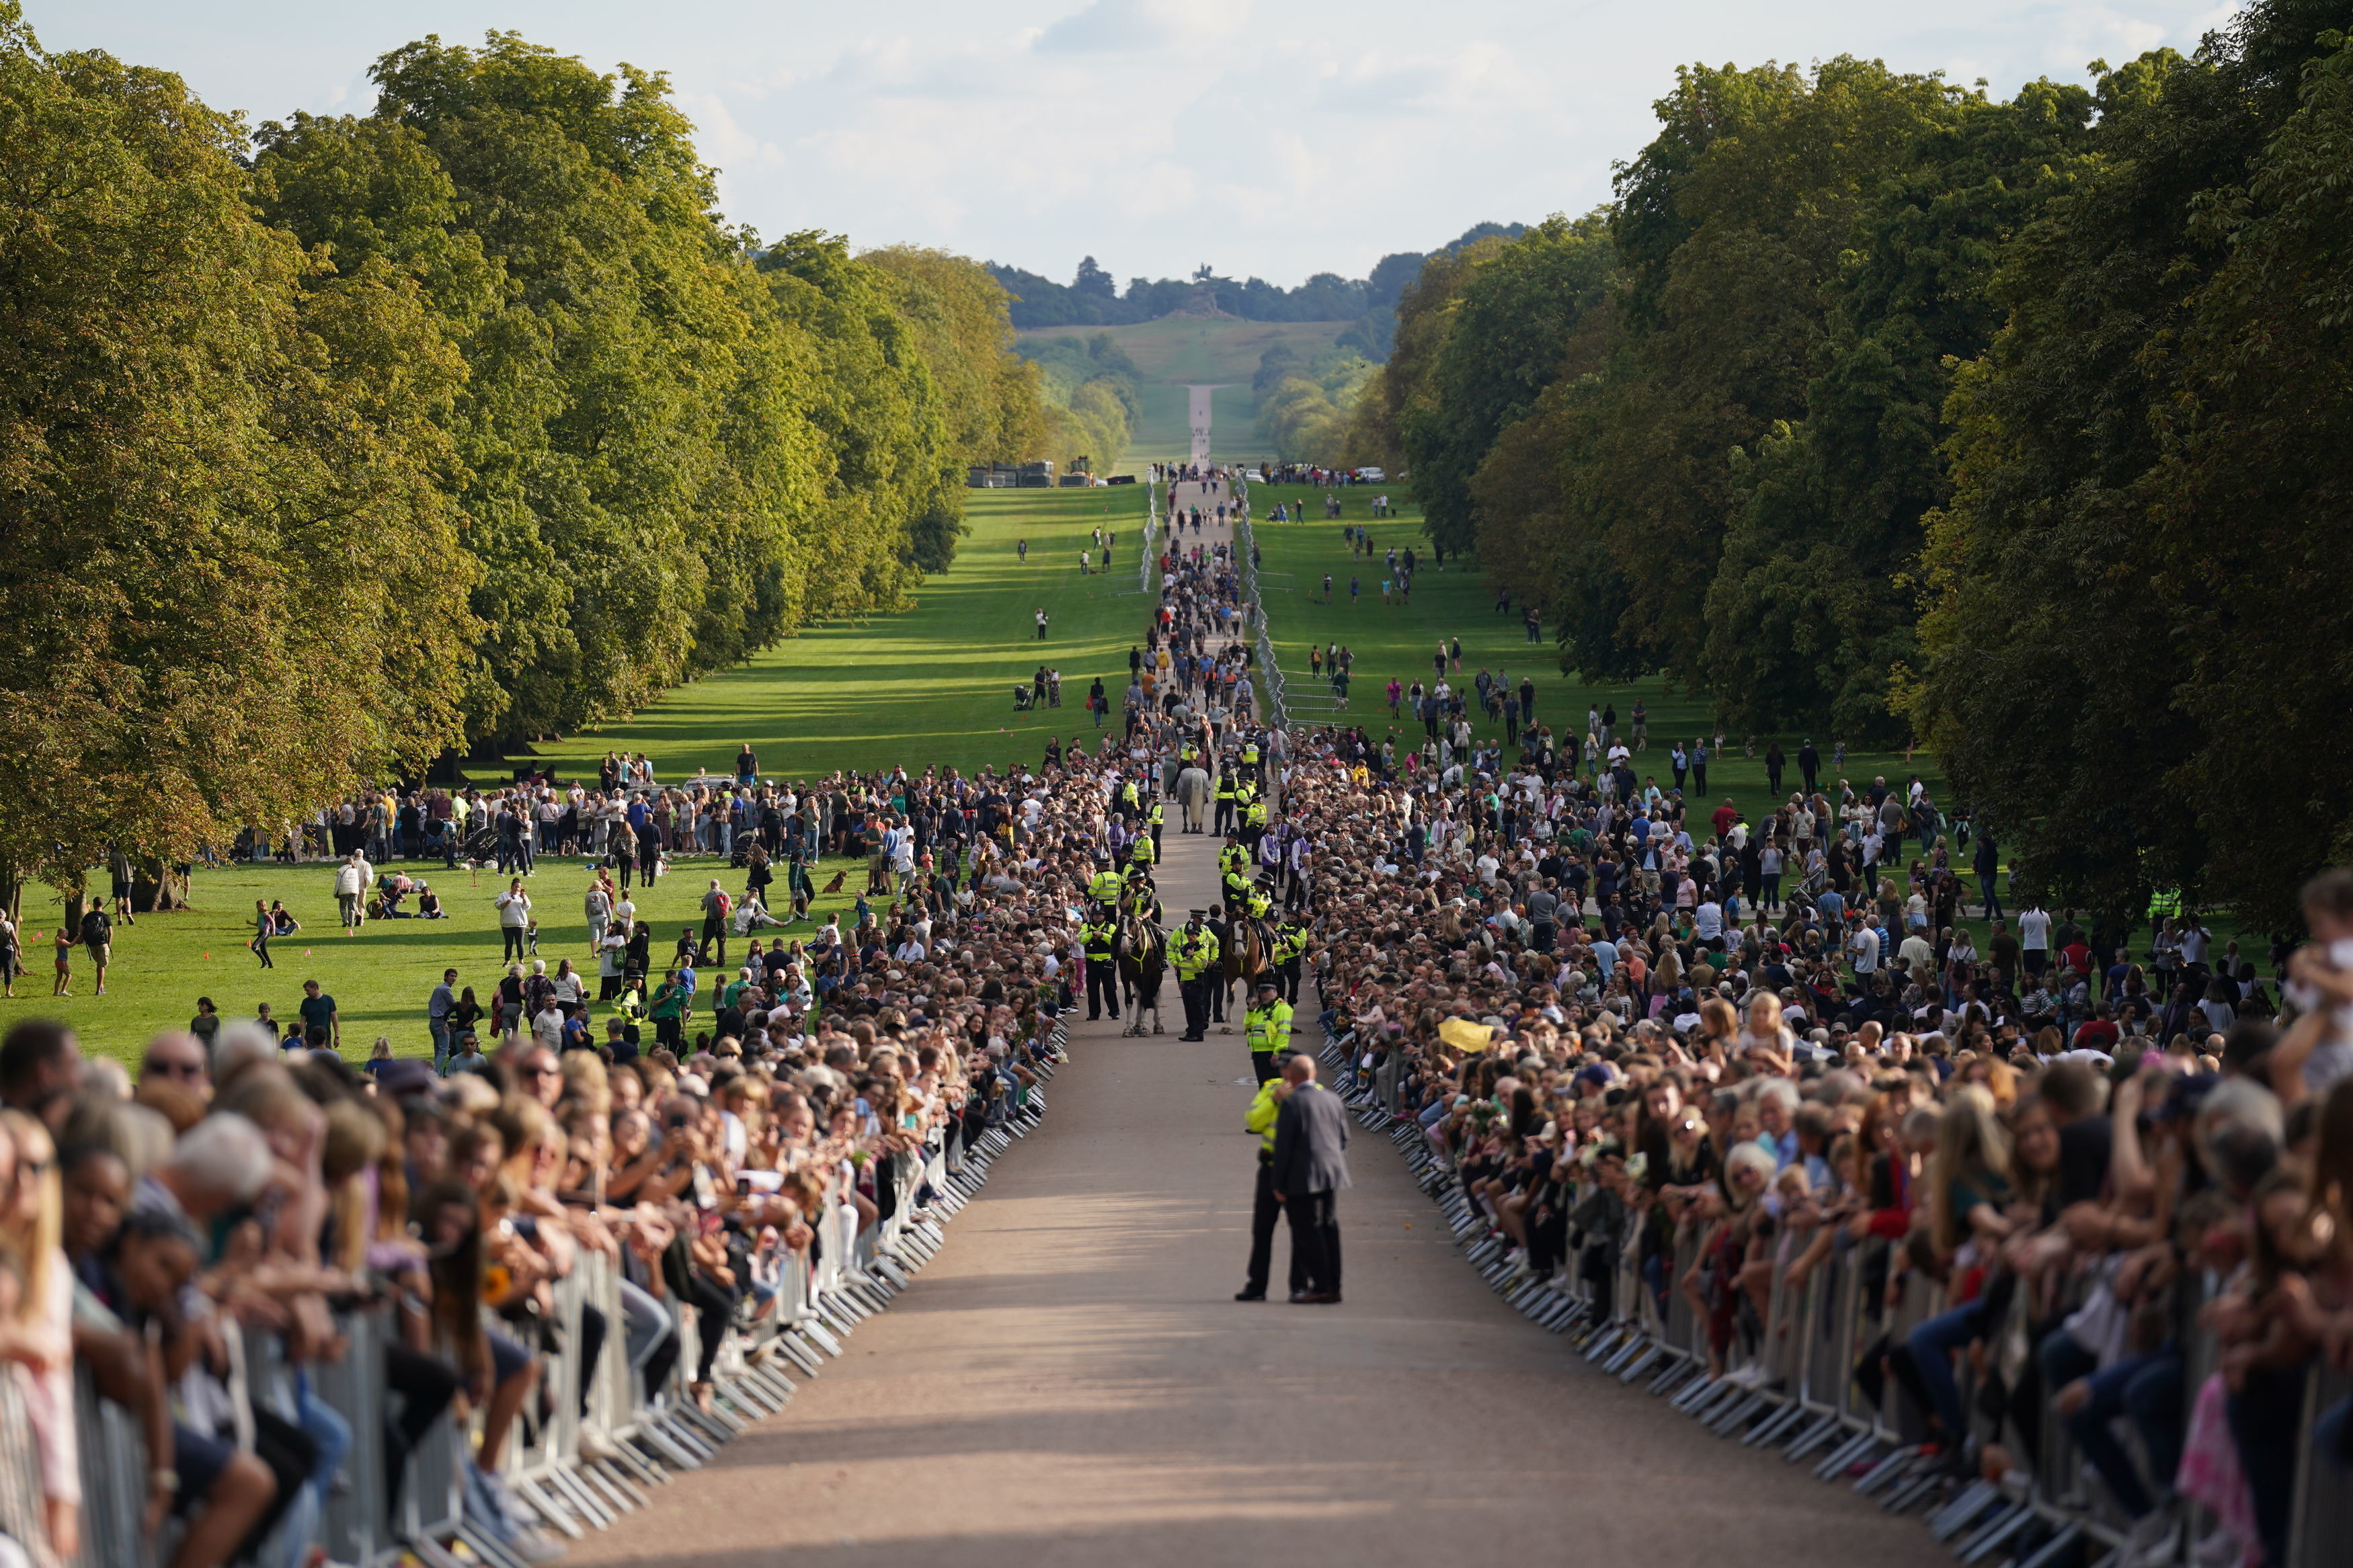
2071, 1003, 2120, 1052
1710, 799, 1739, 838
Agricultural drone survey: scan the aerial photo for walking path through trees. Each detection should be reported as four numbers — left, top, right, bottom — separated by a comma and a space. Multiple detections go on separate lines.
565, 485, 1945, 1568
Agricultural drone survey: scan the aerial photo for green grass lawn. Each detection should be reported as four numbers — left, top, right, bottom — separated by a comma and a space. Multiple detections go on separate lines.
28, 487, 1168, 1069
1246, 481, 1954, 842
1021, 317, 1352, 466
15, 854, 879, 1069
1127, 379, 1196, 466
502, 486, 1154, 784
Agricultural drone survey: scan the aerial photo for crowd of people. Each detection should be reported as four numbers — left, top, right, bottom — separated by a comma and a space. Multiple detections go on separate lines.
0, 811, 1105, 1568
0, 472, 1290, 1568
0, 762, 1208, 1568
16, 462, 2346, 1568
1272, 718, 2353, 1568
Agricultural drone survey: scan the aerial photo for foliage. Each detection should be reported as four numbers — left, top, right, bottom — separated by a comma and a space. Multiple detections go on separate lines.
1387, 214, 1614, 556
0, 7, 1072, 917
758, 232, 953, 604
249, 34, 1065, 748
1914, 1, 2353, 926
1373, 18, 2353, 927
0, 4, 473, 893
2153, 28, 2353, 927
257, 34, 837, 743
1701, 80, 2096, 741
863, 245, 1052, 563
1017, 332, 1143, 471
1250, 345, 1374, 466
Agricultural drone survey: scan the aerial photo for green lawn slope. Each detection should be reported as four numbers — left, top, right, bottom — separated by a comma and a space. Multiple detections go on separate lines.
520, 485, 1154, 784
1245, 483, 1953, 835
19, 485, 1162, 1067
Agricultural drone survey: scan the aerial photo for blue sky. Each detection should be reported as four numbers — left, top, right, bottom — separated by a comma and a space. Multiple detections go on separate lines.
32, 0, 2240, 288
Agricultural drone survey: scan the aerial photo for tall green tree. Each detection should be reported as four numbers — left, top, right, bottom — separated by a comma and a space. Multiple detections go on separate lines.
262, 33, 834, 745
1396, 214, 1613, 556
864, 245, 1050, 567
0, 3, 471, 898
2150, 29, 2353, 928
1912, 0, 2352, 923
758, 233, 951, 610
1700, 80, 2096, 740
1570, 58, 1967, 682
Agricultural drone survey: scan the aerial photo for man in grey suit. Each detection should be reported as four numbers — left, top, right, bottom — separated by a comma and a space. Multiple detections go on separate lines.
1269, 1053, 1350, 1303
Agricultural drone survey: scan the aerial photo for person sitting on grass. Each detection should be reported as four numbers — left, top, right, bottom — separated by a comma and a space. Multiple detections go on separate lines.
733, 892, 785, 936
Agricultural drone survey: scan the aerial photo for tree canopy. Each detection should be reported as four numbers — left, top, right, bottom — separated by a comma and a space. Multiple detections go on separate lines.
0, 9, 1058, 892
1357, 3, 2353, 927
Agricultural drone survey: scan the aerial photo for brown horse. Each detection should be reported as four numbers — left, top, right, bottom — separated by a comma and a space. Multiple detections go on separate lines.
1220, 917, 1269, 1016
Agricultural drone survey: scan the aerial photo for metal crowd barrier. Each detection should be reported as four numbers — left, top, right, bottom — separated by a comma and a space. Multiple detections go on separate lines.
46, 1022, 1071, 1567
0, 1370, 49, 1568
1141, 479, 1160, 595
1228, 481, 1291, 731
1319, 1021, 2350, 1568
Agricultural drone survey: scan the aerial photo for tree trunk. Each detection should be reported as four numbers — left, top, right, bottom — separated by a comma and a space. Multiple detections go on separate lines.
132, 857, 191, 913
0, 860, 19, 923
61, 889, 88, 938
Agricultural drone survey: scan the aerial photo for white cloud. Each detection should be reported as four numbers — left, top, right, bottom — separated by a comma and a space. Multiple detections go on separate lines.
1035, 0, 1254, 54
38, 0, 2243, 286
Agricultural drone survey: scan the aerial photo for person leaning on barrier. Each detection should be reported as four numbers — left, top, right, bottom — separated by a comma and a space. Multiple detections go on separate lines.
0, 741, 1189, 1565
1276, 727, 2353, 1568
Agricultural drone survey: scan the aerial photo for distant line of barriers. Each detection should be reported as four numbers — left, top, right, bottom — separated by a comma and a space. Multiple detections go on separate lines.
1141, 479, 1159, 595
1230, 477, 1288, 731
1316, 1026, 2351, 1568
2, 1022, 1066, 1568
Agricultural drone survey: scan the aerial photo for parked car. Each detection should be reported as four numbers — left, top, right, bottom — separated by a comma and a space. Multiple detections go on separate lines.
1356, 466, 1386, 482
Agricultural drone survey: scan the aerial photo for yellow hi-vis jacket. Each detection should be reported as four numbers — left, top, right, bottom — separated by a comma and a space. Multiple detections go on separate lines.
1244, 999, 1293, 1055
1170, 924, 1218, 980
1246, 1079, 1281, 1156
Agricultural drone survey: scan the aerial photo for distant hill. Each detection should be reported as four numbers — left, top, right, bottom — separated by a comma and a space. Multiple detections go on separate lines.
1016, 317, 1358, 466
987, 222, 1526, 358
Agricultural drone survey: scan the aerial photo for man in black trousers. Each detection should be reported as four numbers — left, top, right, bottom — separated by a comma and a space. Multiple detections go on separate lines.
1269, 1053, 1350, 1303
